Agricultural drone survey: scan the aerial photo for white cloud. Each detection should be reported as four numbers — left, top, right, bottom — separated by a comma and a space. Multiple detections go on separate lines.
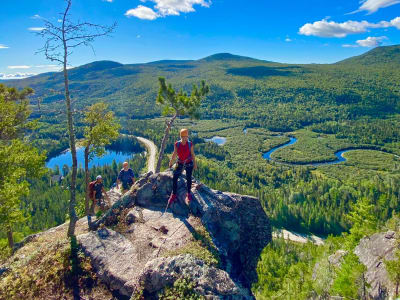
153, 0, 210, 16
126, 0, 211, 20
391, 17, 400, 29
351, 0, 400, 14
31, 14, 42, 19
299, 17, 399, 38
0, 73, 37, 80
35, 64, 59, 68
357, 36, 388, 47
103, 0, 113, 2
28, 27, 46, 31
342, 44, 359, 48
125, 5, 159, 20
0, 44, 9, 49
8, 65, 31, 69
342, 36, 388, 48
285, 37, 292, 42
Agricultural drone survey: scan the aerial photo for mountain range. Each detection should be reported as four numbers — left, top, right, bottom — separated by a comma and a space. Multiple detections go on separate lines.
2, 45, 400, 127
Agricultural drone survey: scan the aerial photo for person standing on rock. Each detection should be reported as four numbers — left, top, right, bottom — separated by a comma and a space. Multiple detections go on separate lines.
90, 175, 111, 215
168, 128, 197, 206
117, 161, 135, 193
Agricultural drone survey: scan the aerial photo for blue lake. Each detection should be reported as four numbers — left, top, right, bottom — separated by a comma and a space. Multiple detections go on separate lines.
205, 136, 227, 146
46, 147, 135, 170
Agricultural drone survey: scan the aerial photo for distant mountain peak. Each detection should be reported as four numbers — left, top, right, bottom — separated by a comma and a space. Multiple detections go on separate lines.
200, 53, 262, 62
76, 60, 123, 71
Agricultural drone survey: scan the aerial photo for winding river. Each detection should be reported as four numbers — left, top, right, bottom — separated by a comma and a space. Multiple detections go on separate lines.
262, 137, 372, 167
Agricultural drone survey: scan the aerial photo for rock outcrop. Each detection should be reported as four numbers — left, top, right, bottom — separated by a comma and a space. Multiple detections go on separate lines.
354, 230, 399, 299
79, 171, 272, 299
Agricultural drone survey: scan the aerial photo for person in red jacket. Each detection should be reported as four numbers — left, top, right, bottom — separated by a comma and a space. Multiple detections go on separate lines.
168, 128, 197, 206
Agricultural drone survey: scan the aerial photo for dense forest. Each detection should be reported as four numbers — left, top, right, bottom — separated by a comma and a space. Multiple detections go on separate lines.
1, 45, 400, 298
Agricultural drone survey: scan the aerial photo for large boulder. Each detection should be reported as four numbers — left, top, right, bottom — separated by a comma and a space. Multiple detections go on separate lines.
83, 171, 271, 298
354, 230, 399, 299
193, 186, 272, 287
137, 254, 252, 299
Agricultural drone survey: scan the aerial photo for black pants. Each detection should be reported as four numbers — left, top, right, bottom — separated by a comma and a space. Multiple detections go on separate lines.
173, 162, 193, 195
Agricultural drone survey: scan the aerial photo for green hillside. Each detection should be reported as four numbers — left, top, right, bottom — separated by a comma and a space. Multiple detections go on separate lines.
337, 44, 400, 66
4, 46, 400, 128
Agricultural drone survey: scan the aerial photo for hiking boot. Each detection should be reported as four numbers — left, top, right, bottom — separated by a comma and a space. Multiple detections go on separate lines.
168, 194, 177, 206
185, 193, 192, 206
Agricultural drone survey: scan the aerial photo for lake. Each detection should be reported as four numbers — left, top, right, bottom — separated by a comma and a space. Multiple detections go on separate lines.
46, 147, 134, 170
205, 136, 227, 146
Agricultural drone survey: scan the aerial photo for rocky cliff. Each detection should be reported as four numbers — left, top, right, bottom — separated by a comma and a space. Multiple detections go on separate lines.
354, 230, 399, 299
0, 171, 272, 299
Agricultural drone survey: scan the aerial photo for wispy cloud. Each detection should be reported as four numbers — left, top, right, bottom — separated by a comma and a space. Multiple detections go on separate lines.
126, 0, 211, 20
0, 44, 9, 49
125, 5, 159, 20
349, 0, 400, 15
0, 73, 37, 80
299, 17, 400, 38
285, 37, 292, 42
28, 27, 46, 32
8, 65, 31, 69
31, 14, 42, 19
35, 64, 59, 68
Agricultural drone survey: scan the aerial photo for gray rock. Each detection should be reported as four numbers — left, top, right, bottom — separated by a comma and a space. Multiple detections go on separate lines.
125, 209, 137, 225
354, 231, 399, 299
78, 228, 139, 296
137, 254, 252, 299
86, 171, 271, 297
194, 186, 272, 287
328, 250, 348, 267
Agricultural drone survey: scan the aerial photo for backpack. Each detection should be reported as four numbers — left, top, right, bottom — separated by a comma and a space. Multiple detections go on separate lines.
88, 181, 96, 200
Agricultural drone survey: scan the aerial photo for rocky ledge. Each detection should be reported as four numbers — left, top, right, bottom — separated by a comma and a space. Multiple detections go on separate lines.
354, 230, 399, 299
77, 171, 271, 299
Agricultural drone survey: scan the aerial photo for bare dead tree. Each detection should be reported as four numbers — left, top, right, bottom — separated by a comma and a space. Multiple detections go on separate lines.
37, 0, 116, 237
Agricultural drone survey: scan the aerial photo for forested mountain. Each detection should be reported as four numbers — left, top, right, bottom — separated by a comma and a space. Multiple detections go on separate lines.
4, 44, 399, 128
1, 44, 400, 300
337, 44, 400, 66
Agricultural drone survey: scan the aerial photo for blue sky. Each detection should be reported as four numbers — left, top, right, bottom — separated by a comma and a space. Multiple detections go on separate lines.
1, 0, 399, 79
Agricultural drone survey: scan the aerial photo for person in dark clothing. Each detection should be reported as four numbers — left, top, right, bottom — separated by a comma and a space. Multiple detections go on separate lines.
117, 161, 135, 193
90, 175, 110, 215
168, 128, 197, 206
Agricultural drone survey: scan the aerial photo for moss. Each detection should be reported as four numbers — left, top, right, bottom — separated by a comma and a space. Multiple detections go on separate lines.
164, 224, 220, 267
158, 276, 205, 300
0, 235, 113, 299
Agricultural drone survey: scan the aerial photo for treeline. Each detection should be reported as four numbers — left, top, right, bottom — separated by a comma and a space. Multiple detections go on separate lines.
106, 135, 144, 153
0, 155, 146, 247
311, 118, 400, 146
195, 157, 400, 236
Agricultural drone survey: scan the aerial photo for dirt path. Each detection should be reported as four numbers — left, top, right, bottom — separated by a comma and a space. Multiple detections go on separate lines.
272, 228, 324, 245
136, 136, 157, 173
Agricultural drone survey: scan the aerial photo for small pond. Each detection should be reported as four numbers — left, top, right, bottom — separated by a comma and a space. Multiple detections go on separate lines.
204, 136, 227, 146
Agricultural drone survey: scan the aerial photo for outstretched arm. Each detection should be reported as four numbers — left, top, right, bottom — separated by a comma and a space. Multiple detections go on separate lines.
169, 144, 178, 168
